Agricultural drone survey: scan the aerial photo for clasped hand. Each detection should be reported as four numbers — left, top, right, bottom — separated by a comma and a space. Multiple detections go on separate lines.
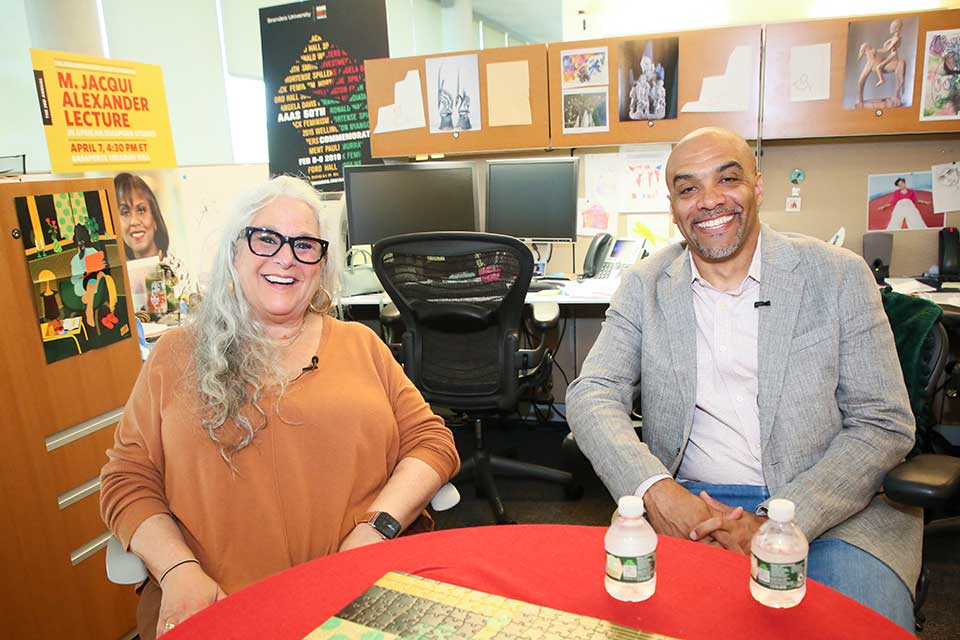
157, 563, 227, 637
644, 480, 765, 555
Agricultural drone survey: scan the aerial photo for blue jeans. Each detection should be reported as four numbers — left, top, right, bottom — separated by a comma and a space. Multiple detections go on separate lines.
681, 482, 915, 633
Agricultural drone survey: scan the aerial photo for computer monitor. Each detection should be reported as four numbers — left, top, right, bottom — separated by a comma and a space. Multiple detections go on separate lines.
344, 162, 479, 246
485, 158, 579, 242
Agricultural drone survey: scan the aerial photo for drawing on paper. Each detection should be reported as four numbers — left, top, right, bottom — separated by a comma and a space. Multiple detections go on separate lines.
789, 43, 831, 102
932, 163, 960, 213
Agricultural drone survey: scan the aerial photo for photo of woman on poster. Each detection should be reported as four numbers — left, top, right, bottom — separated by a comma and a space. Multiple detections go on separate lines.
867, 172, 941, 231
115, 172, 195, 312
881, 177, 932, 230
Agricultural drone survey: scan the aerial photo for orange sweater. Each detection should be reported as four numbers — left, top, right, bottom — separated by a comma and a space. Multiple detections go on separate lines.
100, 316, 459, 594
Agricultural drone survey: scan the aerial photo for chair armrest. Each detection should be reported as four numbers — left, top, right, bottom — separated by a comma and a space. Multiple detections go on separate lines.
517, 303, 559, 372
430, 483, 460, 511
884, 454, 960, 509
379, 301, 401, 327
527, 302, 560, 333
105, 535, 148, 585
378, 302, 405, 362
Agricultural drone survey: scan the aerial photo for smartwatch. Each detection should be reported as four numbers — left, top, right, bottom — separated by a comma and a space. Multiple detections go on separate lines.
358, 511, 402, 540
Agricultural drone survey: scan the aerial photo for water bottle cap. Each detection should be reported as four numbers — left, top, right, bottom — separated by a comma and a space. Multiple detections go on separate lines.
617, 495, 645, 518
767, 498, 795, 522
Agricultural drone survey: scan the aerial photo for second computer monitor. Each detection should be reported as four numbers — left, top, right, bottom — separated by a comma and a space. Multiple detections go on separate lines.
344, 162, 479, 246
485, 157, 579, 242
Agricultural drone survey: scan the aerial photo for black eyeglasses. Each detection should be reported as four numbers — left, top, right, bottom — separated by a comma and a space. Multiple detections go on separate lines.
243, 227, 329, 264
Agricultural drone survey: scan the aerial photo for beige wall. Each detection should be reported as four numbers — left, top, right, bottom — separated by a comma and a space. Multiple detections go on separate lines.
760, 135, 960, 277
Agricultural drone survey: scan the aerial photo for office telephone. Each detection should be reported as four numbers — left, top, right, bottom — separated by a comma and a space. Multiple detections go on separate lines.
582, 233, 647, 279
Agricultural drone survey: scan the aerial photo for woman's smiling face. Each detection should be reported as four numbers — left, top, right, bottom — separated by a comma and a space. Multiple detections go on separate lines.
119, 188, 158, 258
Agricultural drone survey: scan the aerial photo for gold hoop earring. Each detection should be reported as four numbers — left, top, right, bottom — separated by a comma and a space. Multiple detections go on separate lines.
309, 286, 332, 313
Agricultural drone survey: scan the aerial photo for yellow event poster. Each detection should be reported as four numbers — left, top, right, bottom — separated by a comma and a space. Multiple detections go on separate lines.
29, 48, 177, 173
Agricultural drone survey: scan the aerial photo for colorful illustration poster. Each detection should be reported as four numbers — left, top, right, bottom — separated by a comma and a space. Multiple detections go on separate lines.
919, 29, 960, 121
843, 16, 918, 110
29, 48, 176, 173
561, 47, 609, 88
562, 88, 609, 134
260, 0, 388, 190
425, 54, 482, 133
867, 172, 940, 231
14, 189, 130, 363
618, 38, 678, 122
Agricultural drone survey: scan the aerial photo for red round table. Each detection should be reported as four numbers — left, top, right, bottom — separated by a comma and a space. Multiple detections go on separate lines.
165, 524, 911, 639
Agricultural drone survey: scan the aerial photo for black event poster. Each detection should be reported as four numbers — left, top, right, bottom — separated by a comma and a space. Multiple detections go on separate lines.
260, 1, 388, 191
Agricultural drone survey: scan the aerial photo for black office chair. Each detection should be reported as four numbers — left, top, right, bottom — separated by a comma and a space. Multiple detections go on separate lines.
372, 232, 579, 524
883, 313, 960, 631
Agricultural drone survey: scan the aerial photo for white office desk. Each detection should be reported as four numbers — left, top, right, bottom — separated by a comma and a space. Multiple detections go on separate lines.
339, 280, 618, 307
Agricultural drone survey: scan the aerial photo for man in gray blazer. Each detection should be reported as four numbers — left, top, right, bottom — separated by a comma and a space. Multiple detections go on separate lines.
566, 127, 920, 629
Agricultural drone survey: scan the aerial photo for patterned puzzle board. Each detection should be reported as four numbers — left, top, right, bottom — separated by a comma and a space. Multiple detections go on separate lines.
304, 571, 677, 640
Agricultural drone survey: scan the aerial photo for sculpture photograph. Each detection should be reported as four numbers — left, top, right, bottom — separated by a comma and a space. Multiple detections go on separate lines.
426, 53, 482, 133
618, 38, 678, 122
844, 16, 918, 109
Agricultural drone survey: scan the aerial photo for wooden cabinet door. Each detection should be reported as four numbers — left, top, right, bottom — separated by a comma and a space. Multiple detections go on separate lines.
0, 177, 141, 639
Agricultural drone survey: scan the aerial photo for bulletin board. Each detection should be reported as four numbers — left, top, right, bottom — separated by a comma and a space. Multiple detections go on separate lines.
547, 25, 762, 148
365, 44, 550, 157
763, 9, 960, 139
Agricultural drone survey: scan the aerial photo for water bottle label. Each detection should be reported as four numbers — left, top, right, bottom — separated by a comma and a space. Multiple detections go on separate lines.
751, 554, 806, 591
605, 551, 655, 583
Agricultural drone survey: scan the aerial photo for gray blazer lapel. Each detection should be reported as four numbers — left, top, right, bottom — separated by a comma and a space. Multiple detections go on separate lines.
657, 251, 697, 439
758, 227, 804, 447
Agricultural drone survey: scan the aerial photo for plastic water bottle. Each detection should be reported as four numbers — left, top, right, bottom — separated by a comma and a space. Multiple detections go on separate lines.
604, 495, 657, 602
750, 498, 808, 608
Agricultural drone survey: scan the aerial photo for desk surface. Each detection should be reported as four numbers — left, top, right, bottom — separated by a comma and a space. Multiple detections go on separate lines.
165, 525, 908, 640
342, 279, 618, 307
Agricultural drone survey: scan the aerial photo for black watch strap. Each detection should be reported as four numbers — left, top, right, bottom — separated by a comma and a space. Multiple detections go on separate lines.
359, 511, 401, 539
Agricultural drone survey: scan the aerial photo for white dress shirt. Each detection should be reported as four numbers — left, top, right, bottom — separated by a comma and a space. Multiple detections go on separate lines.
637, 234, 765, 498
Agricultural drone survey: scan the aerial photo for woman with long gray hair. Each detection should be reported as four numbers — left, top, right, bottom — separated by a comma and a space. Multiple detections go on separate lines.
100, 176, 459, 639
